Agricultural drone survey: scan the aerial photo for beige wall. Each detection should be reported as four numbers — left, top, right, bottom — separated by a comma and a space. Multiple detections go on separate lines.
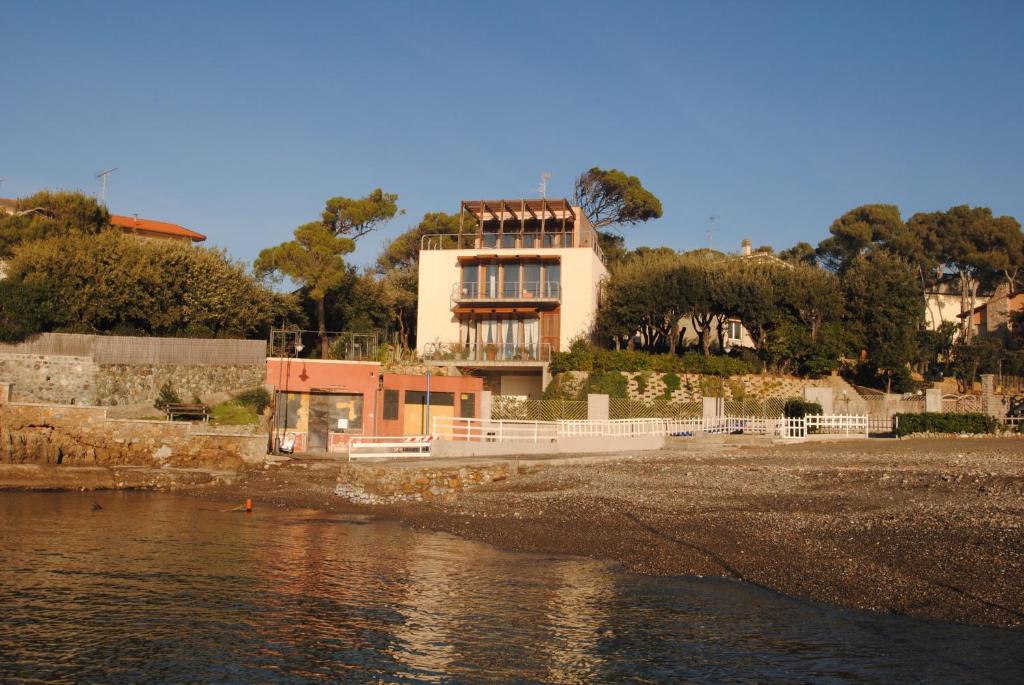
925, 291, 974, 332
415, 247, 607, 354
497, 373, 543, 399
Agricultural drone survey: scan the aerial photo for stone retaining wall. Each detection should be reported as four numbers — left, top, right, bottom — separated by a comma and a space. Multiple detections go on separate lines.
0, 402, 267, 470
0, 352, 264, 406
336, 461, 512, 504
623, 371, 847, 402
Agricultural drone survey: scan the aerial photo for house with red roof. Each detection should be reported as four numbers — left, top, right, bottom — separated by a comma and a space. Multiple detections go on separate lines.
0, 199, 206, 244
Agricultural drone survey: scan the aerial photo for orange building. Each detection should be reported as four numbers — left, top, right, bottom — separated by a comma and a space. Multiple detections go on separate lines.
266, 358, 482, 453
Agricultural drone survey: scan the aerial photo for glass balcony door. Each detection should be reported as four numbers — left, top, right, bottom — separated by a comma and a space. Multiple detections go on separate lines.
461, 264, 479, 298
484, 264, 499, 298
502, 264, 520, 299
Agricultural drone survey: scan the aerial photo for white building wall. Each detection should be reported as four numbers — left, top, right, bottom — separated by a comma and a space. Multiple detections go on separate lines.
415, 247, 607, 355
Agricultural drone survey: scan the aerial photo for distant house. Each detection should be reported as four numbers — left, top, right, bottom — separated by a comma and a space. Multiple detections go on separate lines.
959, 284, 1023, 340
0, 198, 206, 244
109, 214, 206, 244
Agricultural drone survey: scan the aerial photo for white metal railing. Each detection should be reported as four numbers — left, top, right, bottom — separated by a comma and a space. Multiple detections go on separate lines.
432, 415, 871, 442
453, 280, 561, 302
348, 435, 433, 459
422, 341, 554, 363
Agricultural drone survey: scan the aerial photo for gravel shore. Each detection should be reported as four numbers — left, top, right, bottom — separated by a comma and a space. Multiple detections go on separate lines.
394, 437, 1024, 628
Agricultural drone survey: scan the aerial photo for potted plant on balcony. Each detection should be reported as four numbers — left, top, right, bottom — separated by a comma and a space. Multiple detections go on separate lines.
484, 343, 497, 360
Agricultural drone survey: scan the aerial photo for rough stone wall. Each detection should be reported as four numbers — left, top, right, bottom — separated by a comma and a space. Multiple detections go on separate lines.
336, 461, 511, 504
0, 354, 98, 405
0, 402, 267, 470
94, 364, 265, 406
0, 352, 265, 407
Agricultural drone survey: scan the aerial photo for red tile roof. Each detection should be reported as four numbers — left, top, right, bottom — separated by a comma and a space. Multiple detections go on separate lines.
110, 214, 206, 242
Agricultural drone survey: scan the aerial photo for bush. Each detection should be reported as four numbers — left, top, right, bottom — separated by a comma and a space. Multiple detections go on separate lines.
153, 382, 181, 410
893, 412, 998, 437
634, 372, 649, 395
583, 371, 628, 398
549, 342, 760, 377
234, 386, 271, 414
211, 400, 260, 426
662, 372, 681, 399
783, 397, 823, 418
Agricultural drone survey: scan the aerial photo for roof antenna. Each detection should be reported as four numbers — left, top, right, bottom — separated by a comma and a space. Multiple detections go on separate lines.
96, 167, 118, 204
707, 215, 720, 249
539, 171, 551, 199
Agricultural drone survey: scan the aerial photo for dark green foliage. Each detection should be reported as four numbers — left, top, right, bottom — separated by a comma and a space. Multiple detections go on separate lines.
550, 343, 760, 377
0, 280, 53, 342
893, 412, 998, 437
661, 372, 681, 398
583, 371, 628, 398
234, 386, 271, 414
634, 372, 648, 394
951, 338, 1005, 390
154, 382, 182, 410
572, 168, 663, 230
783, 398, 824, 418
0, 190, 111, 258
842, 251, 921, 392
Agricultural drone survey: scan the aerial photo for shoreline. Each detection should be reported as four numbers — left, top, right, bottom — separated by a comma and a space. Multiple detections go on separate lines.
4, 436, 1023, 629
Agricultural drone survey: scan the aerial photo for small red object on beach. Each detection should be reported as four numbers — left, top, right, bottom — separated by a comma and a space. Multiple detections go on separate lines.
245, 498, 252, 512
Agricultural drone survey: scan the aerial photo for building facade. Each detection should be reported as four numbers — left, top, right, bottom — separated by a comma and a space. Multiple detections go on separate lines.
266, 358, 482, 453
416, 199, 608, 399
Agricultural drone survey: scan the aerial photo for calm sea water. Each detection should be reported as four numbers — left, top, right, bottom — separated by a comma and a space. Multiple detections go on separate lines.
1, 491, 1021, 684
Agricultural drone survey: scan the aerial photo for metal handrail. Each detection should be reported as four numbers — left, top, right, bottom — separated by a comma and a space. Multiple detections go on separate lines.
453, 280, 561, 301
420, 231, 605, 262
423, 341, 554, 362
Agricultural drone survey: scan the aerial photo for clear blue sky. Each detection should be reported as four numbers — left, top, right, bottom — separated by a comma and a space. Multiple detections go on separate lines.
2, 1, 1021, 268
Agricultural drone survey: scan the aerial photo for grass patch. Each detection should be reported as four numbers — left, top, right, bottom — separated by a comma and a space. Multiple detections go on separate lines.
211, 400, 260, 426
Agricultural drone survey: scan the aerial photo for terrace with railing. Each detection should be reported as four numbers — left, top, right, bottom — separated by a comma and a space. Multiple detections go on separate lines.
452, 280, 561, 305
419, 198, 605, 262
422, 341, 553, 363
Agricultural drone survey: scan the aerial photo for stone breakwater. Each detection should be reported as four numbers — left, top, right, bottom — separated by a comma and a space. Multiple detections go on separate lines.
0, 402, 266, 471
336, 461, 512, 505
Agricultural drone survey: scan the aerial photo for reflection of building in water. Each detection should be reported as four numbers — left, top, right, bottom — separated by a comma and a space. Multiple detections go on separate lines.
538, 563, 613, 681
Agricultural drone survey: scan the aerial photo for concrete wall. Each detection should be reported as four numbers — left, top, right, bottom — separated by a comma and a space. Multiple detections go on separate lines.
0, 402, 267, 469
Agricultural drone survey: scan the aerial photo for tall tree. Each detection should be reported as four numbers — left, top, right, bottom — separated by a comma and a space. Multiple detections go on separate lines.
256, 223, 355, 357
908, 206, 1021, 342
843, 251, 920, 392
816, 204, 918, 273
321, 189, 402, 241
572, 168, 663, 229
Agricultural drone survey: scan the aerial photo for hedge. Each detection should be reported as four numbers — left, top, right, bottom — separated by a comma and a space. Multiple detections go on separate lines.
783, 398, 823, 418
893, 412, 998, 437
549, 344, 759, 377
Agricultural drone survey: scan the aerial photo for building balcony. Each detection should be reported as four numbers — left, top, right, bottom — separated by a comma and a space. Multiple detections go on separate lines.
422, 342, 553, 364
420, 229, 604, 262
452, 281, 560, 306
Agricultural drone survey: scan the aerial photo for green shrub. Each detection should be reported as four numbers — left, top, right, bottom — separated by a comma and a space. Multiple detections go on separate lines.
211, 400, 260, 426
634, 372, 648, 395
893, 412, 998, 437
234, 386, 271, 414
783, 397, 823, 418
662, 372, 681, 399
584, 371, 628, 398
154, 382, 181, 410
549, 342, 759, 377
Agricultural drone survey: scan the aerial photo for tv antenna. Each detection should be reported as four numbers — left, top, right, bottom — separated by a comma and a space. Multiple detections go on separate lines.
539, 171, 551, 198
96, 167, 118, 204
706, 215, 720, 248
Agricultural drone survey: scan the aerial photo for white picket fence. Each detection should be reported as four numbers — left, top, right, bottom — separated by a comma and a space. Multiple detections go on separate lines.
432, 414, 870, 443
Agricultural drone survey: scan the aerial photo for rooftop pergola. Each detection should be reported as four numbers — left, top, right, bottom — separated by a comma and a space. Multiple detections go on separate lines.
459, 198, 577, 235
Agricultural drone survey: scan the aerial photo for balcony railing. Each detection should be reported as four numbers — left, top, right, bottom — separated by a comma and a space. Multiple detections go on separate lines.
421, 230, 605, 262
423, 342, 553, 363
453, 281, 561, 303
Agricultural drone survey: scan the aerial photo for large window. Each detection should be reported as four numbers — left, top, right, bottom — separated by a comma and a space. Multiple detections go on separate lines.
461, 264, 479, 298
502, 263, 520, 298
501, 318, 518, 358
522, 262, 540, 297
484, 264, 499, 298
545, 263, 560, 298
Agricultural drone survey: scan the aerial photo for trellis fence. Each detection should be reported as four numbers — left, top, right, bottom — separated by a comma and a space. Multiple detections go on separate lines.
491, 397, 588, 421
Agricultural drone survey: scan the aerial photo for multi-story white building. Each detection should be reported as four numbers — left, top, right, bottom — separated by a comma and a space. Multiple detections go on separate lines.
416, 198, 608, 398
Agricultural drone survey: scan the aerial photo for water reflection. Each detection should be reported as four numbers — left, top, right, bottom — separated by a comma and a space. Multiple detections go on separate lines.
1, 491, 1022, 684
